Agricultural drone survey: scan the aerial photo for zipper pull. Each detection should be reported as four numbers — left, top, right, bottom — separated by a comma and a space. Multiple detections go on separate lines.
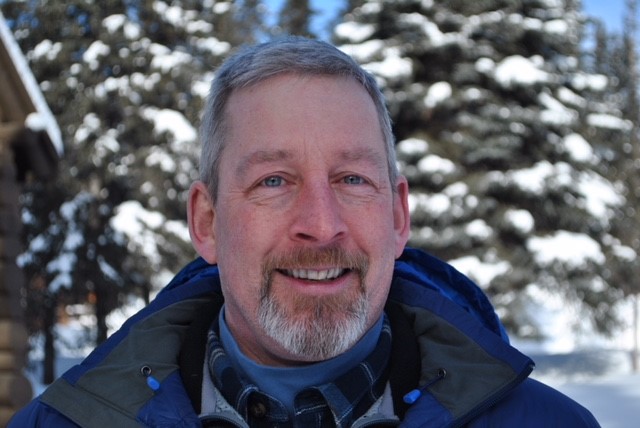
141, 365, 161, 392
403, 368, 447, 404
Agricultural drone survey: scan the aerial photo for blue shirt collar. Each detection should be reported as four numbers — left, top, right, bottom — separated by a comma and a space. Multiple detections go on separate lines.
218, 307, 384, 413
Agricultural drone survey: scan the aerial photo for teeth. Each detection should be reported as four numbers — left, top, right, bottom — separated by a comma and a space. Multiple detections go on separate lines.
287, 268, 344, 280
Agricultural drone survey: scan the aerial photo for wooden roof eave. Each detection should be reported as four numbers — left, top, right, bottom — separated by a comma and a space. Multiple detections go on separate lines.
0, 10, 63, 158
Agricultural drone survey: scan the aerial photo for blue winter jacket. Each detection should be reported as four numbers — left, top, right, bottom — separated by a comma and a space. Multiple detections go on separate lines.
9, 248, 600, 427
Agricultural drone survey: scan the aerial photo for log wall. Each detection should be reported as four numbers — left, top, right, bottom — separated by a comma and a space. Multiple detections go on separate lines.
0, 134, 33, 426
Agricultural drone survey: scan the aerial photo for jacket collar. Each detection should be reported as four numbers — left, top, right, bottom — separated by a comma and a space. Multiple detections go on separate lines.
389, 273, 534, 427
40, 248, 533, 427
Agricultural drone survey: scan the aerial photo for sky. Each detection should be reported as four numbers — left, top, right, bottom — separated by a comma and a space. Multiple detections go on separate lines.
583, 0, 627, 31
266, 0, 629, 37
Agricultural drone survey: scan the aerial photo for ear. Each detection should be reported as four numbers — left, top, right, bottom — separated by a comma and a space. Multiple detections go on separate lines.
392, 176, 411, 259
187, 181, 218, 264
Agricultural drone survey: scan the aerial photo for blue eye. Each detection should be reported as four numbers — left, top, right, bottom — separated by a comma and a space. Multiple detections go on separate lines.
343, 175, 365, 185
262, 176, 284, 187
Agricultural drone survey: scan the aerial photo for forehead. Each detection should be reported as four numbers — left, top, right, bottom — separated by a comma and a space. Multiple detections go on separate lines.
223, 74, 385, 157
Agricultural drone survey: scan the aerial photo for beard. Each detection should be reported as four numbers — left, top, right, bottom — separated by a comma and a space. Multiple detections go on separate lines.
257, 246, 370, 361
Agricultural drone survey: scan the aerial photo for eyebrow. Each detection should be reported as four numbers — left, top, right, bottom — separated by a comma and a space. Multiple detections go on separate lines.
338, 147, 387, 169
235, 146, 386, 178
236, 149, 293, 178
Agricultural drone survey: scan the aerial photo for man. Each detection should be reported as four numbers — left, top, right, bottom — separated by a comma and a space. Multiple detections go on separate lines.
11, 37, 599, 427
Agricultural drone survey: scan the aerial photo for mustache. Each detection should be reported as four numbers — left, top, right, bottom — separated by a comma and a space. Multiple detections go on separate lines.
262, 246, 369, 272
260, 247, 369, 296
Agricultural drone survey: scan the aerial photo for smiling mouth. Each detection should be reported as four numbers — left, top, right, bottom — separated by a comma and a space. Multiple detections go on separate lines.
280, 268, 349, 281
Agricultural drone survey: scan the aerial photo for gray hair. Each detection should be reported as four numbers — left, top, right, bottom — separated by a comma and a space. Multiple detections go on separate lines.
198, 36, 398, 200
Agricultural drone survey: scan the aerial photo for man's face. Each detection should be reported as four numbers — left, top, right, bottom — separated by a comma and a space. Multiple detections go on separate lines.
197, 74, 409, 365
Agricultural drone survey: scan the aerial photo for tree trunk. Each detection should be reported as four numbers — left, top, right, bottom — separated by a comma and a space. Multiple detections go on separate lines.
43, 291, 56, 385
95, 286, 109, 345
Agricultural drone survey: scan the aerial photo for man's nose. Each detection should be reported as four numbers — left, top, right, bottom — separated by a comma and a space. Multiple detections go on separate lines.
289, 182, 347, 244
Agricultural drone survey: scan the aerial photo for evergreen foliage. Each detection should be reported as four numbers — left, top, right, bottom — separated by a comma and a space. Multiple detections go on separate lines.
582, 0, 640, 305
1, 0, 638, 358
2, 0, 236, 357
333, 0, 637, 338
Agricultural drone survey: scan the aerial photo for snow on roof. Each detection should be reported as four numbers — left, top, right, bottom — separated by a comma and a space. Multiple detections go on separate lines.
0, 11, 63, 155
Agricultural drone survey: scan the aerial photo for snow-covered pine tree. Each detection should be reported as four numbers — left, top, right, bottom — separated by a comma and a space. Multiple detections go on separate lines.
333, 0, 633, 340
1, 0, 242, 371
619, 0, 640, 374
588, 0, 640, 370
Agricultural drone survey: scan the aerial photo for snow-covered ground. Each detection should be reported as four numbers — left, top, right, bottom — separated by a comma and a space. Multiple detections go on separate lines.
526, 348, 639, 427
547, 372, 640, 428
509, 298, 640, 427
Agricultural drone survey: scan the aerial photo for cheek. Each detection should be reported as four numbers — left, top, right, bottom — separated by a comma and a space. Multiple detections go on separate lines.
364, 259, 395, 320
219, 200, 279, 239
214, 208, 271, 287
215, 206, 259, 251
217, 254, 263, 317
351, 206, 398, 248
360, 219, 396, 291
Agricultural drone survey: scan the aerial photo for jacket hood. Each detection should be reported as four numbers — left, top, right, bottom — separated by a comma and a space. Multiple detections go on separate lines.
389, 249, 533, 427
394, 248, 509, 342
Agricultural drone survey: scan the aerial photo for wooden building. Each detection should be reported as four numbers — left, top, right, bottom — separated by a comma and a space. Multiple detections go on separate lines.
0, 11, 62, 424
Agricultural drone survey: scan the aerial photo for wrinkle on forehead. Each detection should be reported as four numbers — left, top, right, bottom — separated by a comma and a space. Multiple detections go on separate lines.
236, 149, 293, 178
235, 146, 387, 178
